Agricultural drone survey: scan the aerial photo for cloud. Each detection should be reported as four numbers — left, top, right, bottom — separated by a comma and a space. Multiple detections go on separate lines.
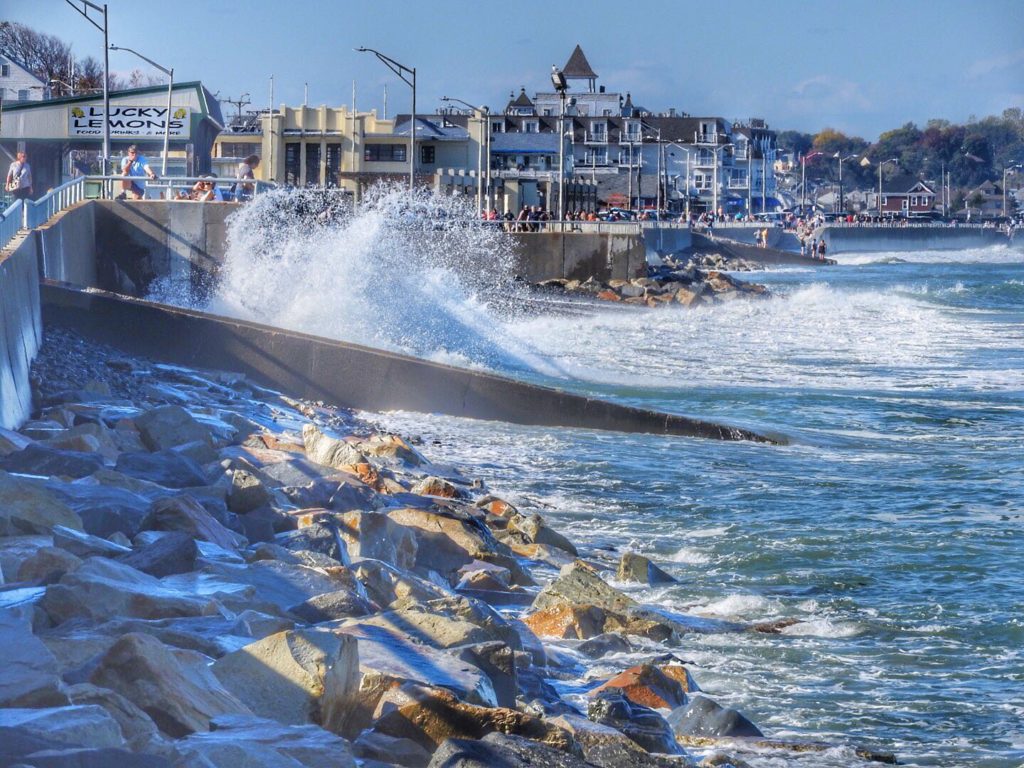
790, 75, 872, 111
967, 48, 1024, 78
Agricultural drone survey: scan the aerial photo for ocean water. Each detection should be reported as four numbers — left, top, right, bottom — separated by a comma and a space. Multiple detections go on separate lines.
196, 192, 1024, 766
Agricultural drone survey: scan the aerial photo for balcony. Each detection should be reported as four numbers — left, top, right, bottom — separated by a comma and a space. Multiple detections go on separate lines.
585, 132, 608, 144
620, 132, 642, 144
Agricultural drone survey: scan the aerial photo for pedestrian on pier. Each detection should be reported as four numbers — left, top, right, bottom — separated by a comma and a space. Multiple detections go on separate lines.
5, 151, 32, 201
117, 145, 158, 200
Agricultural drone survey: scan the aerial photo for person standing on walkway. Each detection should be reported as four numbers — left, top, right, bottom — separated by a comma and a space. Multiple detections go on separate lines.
118, 145, 158, 200
5, 151, 33, 201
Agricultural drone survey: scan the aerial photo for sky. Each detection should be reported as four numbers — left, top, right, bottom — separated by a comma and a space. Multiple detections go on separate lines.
5, 0, 1023, 140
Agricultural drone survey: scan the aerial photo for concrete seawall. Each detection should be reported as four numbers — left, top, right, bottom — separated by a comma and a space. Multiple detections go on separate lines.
509, 230, 646, 281
819, 225, 1008, 254
42, 282, 776, 443
0, 231, 42, 429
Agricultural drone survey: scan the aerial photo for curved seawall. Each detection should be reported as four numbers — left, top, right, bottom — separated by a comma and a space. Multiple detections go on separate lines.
0, 230, 42, 429
819, 225, 1008, 253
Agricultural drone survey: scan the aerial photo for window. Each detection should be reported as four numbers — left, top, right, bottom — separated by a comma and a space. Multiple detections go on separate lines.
364, 144, 407, 162
523, 120, 538, 133
491, 121, 504, 133
0, 64, 10, 77
218, 142, 259, 159
285, 143, 301, 186
542, 108, 552, 116
420, 145, 435, 164
326, 144, 341, 187
881, 196, 887, 206
305, 143, 320, 186
694, 173, 712, 190
911, 195, 918, 206
18, 89, 29, 101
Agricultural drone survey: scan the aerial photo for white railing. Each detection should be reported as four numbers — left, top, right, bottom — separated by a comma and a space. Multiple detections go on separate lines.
585, 132, 608, 143
0, 199, 24, 252
81, 175, 275, 201
24, 177, 86, 229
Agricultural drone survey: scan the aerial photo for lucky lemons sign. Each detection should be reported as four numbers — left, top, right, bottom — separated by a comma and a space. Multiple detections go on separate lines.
68, 105, 191, 139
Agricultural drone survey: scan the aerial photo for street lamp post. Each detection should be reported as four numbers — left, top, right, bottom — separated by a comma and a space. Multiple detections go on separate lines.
109, 45, 173, 178
666, 142, 693, 219
442, 96, 490, 213
64, 0, 110, 174
877, 157, 898, 217
357, 47, 416, 191
551, 66, 568, 222
713, 142, 733, 219
836, 154, 858, 215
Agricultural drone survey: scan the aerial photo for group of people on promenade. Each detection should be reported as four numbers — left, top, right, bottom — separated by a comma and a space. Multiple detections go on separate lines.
116, 147, 259, 202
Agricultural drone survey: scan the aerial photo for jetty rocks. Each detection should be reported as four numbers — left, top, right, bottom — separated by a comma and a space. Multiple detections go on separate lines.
0, 327, 897, 768
536, 254, 769, 308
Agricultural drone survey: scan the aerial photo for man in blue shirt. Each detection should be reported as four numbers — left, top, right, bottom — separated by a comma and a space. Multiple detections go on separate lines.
117, 145, 159, 200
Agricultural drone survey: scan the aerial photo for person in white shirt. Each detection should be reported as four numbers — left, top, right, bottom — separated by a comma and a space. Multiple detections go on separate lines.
5, 152, 33, 201
118, 145, 158, 200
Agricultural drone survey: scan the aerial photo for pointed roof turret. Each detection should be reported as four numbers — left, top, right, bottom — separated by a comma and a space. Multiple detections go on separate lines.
506, 87, 535, 115
563, 45, 598, 80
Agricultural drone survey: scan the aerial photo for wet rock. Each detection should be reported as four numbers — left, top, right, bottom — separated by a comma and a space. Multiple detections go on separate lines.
588, 690, 684, 755
0, 444, 105, 479
302, 424, 366, 469
577, 632, 634, 659
0, 471, 84, 535
0, 705, 125, 749
589, 664, 689, 710
227, 469, 273, 513
174, 714, 356, 768
212, 629, 358, 733
47, 481, 152, 538
427, 732, 589, 768
455, 561, 512, 591
658, 663, 701, 694
667, 695, 763, 739
141, 495, 245, 551
346, 606, 495, 650
617, 552, 677, 585
351, 558, 454, 608
117, 531, 199, 577
0, 425, 33, 455
52, 525, 133, 559
289, 587, 374, 623
531, 560, 636, 614
675, 287, 704, 307
386, 506, 506, 581
134, 405, 214, 451
524, 603, 610, 640
86, 632, 251, 737
354, 730, 431, 768
371, 681, 573, 752
65, 682, 165, 753
337, 510, 417, 570
410, 475, 462, 498
549, 712, 688, 768
115, 450, 208, 489
452, 640, 518, 709
507, 512, 578, 556
332, 623, 498, 736
0, 606, 69, 707
15, 746, 173, 767
392, 594, 523, 651
17, 546, 83, 584
42, 557, 218, 624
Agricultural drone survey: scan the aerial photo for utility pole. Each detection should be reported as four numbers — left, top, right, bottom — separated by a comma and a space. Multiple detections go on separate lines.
64, 0, 109, 174
222, 93, 251, 123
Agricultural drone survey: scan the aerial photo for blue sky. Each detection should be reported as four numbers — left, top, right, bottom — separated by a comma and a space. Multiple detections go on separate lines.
6, 0, 1023, 139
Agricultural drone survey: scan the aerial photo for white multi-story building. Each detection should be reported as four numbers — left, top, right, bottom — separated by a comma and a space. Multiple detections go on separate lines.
0, 51, 46, 104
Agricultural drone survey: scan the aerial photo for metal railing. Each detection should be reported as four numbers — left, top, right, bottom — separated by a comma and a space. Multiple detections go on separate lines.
24, 177, 87, 229
79, 175, 275, 201
0, 199, 24, 253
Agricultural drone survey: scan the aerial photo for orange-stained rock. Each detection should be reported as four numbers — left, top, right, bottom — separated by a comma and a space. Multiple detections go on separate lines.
477, 496, 518, 518
659, 663, 701, 693
523, 603, 607, 640
596, 290, 622, 302
411, 476, 461, 498
588, 664, 688, 710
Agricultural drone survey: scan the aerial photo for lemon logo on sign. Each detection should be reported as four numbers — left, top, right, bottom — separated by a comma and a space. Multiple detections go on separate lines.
173, 108, 187, 119
71, 107, 85, 118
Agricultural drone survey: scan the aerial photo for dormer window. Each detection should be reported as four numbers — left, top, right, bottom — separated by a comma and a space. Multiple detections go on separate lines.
523, 120, 539, 133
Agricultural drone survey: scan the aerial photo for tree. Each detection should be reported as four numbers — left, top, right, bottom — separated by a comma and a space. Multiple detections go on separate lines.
777, 130, 813, 157
0, 21, 74, 91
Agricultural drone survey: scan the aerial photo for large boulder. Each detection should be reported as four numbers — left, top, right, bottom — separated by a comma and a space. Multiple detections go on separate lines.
617, 552, 677, 585
666, 695, 763, 739
0, 471, 83, 535
549, 712, 688, 768
506, 512, 578, 556
134, 405, 214, 451
46, 481, 152, 538
302, 425, 366, 469
227, 469, 273, 514
589, 664, 689, 710
140, 495, 245, 551
41, 557, 218, 624
212, 629, 358, 734
371, 682, 573, 753
0, 444, 105, 479
65, 682, 165, 754
115, 450, 208, 489
86, 632, 251, 737
337, 510, 417, 570
427, 732, 590, 768
386, 506, 510, 581
16, 546, 83, 584
350, 557, 453, 608
353, 730, 431, 768
173, 714, 356, 768
53, 525, 133, 559
288, 588, 374, 623
0, 705, 125, 749
117, 531, 199, 577
531, 560, 636, 614
0, 606, 69, 707
588, 691, 685, 755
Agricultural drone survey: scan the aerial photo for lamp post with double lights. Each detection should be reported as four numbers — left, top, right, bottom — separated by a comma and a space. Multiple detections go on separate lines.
550, 66, 569, 222
108, 45, 173, 178
835, 153, 859, 215
442, 96, 491, 213
712, 142, 734, 219
64, 0, 110, 174
877, 158, 898, 217
665, 142, 694, 220
357, 47, 416, 191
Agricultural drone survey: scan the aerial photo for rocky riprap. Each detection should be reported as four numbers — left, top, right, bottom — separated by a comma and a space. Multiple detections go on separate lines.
0, 327, 895, 768
536, 255, 770, 309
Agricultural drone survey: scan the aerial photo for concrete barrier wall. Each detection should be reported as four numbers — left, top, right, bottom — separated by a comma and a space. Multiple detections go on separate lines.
510, 232, 646, 282
820, 226, 1008, 253
642, 228, 693, 261
42, 283, 774, 443
36, 201, 97, 287
0, 232, 42, 429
